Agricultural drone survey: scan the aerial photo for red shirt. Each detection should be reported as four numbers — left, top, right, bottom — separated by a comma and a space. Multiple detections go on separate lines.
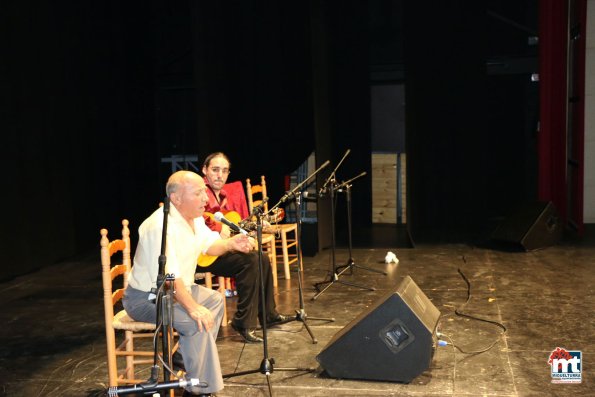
203, 179, 228, 233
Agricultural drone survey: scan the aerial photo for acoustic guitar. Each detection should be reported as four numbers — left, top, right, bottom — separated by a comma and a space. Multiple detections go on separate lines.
198, 211, 243, 268
204, 210, 243, 226
197, 208, 285, 268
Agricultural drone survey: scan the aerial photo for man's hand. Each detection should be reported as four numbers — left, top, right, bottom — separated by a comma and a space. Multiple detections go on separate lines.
173, 278, 215, 332
227, 234, 252, 253
190, 305, 215, 332
247, 236, 257, 250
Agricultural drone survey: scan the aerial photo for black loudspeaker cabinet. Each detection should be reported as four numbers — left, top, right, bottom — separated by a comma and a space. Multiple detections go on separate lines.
300, 222, 318, 256
316, 276, 441, 383
491, 201, 562, 251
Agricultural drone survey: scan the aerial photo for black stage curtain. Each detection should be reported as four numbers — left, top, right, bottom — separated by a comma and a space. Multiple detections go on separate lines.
2, 1, 317, 281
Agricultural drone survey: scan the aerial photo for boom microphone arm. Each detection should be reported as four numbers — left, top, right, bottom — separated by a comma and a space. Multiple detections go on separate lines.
319, 149, 350, 196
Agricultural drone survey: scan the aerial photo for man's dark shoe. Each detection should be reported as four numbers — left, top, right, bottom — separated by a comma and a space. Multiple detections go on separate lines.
266, 313, 293, 327
231, 322, 263, 343
172, 350, 185, 372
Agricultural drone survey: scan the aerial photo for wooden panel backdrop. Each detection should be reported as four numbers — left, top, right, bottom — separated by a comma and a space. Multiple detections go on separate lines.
372, 153, 406, 224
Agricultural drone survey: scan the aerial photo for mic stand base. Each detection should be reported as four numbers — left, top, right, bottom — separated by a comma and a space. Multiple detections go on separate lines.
335, 257, 387, 276
223, 357, 316, 379
282, 308, 334, 345
223, 357, 316, 397
223, 357, 275, 397
223, 357, 275, 379
311, 270, 374, 301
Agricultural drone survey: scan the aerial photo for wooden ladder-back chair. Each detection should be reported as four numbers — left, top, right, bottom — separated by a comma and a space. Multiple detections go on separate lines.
233, 178, 277, 287
100, 219, 158, 386
246, 176, 300, 282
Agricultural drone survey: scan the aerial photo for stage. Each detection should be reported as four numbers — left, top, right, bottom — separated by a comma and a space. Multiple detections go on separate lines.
1, 230, 593, 396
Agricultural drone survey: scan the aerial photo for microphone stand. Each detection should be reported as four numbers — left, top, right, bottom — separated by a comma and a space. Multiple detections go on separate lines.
313, 153, 373, 300
223, 207, 314, 397
318, 149, 350, 200
334, 173, 387, 277
156, 197, 175, 390
267, 160, 335, 344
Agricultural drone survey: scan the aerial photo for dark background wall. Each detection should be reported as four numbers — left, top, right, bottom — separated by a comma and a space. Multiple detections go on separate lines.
2, 0, 547, 281
3, 2, 162, 281
403, 1, 539, 242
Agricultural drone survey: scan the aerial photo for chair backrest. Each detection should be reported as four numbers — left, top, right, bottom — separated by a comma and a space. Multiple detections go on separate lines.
100, 219, 131, 314
246, 175, 269, 214
100, 220, 131, 382
223, 180, 250, 219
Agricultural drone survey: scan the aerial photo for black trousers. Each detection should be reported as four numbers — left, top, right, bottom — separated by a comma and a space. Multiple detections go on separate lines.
202, 250, 277, 328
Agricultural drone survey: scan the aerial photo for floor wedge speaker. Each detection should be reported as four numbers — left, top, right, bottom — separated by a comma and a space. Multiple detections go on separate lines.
316, 276, 440, 383
491, 201, 562, 251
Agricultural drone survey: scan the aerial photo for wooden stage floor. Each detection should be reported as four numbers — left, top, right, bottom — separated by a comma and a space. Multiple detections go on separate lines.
1, 228, 593, 396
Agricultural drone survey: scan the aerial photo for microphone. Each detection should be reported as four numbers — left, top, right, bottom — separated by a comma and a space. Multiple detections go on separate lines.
251, 197, 268, 215
336, 171, 367, 191
302, 191, 318, 202
214, 212, 248, 235
107, 377, 207, 396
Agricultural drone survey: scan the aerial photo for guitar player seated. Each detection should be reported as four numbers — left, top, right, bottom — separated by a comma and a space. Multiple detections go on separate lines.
199, 152, 291, 343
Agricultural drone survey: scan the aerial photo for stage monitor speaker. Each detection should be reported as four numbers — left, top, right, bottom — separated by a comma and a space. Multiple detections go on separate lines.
316, 276, 440, 383
491, 201, 562, 251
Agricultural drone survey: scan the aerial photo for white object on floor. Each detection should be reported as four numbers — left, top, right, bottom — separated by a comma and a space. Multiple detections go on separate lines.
385, 251, 399, 264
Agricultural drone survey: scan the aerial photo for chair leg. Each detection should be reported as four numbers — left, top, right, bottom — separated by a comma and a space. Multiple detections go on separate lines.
280, 231, 291, 280
266, 240, 278, 287
204, 273, 228, 327
106, 328, 118, 386
124, 330, 135, 381
217, 276, 228, 327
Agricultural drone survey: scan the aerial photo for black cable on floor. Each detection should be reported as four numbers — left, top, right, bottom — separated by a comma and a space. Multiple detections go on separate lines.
438, 257, 507, 355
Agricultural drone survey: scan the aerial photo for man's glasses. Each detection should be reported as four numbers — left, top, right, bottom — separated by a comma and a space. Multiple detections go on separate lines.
209, 167, 230, 175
